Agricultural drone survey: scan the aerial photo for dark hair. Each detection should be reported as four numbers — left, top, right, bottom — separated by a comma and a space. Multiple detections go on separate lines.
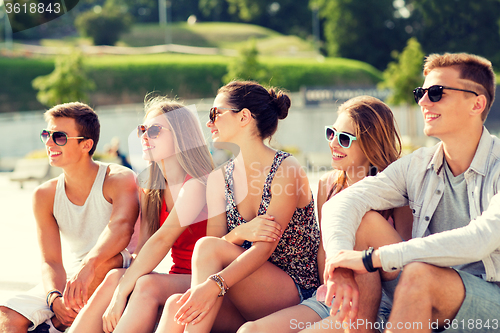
44, 102, 100, 156
218, 80, 291, 139
424, 53, 496, 121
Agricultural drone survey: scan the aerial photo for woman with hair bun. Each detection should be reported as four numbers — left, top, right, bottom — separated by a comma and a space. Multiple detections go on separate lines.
155, 81, 320, 333
236, 96, 412, 333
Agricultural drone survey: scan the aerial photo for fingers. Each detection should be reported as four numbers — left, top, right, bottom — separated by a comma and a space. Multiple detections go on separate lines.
349, 286, 360, 320
334, 285, 351, 322
324, 280, 336, 307
102, 310, 118, 333
177, 306, 201, 325
63, 280, 84, 312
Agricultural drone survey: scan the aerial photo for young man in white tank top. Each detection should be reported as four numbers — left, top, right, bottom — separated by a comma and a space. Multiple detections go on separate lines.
0, 103, 139, 333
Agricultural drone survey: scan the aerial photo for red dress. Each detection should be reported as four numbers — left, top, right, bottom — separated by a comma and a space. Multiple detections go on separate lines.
158, 175, 208, 274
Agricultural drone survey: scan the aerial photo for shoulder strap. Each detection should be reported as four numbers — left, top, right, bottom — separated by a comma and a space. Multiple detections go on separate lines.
258, 151, 291, 215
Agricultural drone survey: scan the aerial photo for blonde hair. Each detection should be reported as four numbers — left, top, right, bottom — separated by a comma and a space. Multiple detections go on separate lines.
141, 96, 214, 235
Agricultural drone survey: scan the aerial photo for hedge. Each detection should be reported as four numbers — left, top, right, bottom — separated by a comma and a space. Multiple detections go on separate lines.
0, 54, 382, 112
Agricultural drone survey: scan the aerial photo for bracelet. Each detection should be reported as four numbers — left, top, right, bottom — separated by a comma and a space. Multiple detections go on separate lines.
49, 295, 62, 312
362, 247, 378, 273
208, 273, 230, 297
45, 290, 62, 308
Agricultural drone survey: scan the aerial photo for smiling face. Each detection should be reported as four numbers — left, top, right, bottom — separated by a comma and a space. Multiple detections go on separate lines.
419, 67, 480, 140
44, 117, 89, 167
329, 112, 370, 176
206, 93, 239, 142
140, 110, 176, 162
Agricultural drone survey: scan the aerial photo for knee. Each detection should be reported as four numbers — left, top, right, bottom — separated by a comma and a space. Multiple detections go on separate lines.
133, 275, 161, 300
396, 262, 436, 296
192, 236, 223, 261
354, 211, 384, 249
0, 306, 30, 329
163, 294, 183, 317
102, 268, 124, 287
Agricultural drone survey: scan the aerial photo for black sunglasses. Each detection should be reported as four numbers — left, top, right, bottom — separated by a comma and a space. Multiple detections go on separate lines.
209, 107, 240, 123
137, 124, 169, 139
40, 130, 86, 146
413, 85, 478, 104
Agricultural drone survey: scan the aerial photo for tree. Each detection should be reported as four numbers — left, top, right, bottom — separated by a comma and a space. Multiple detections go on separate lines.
407, 0, 500, 66
32, 50, 96, 107
199, 0, 312, 37
223, 39, 269, 84
314, 0, 409, 70
75, 1, 133, 45
379, 37, 424, 106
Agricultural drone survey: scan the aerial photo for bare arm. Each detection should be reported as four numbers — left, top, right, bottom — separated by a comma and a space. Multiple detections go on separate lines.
206, 168, 228, 238
33, 180, 78, 327
218, 158, 308, 290
64, 165, 139, 310
102, 177, 207, 331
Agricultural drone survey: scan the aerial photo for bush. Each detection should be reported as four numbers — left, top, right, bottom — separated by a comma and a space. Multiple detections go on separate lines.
0, 54, 382, 112
75, 8, 133, 46
32, 50, 95, 107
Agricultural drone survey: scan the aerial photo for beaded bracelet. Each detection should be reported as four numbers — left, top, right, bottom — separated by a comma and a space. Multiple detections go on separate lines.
208, 273, 230, 297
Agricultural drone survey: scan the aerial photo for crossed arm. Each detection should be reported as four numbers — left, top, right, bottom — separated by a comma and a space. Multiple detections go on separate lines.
173, 158, 309, 325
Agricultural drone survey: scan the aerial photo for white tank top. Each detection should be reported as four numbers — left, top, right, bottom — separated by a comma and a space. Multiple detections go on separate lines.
53, 162, 112, 274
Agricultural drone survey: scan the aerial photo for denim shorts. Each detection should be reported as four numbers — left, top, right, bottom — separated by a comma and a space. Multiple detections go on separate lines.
300, 289, 331, 319
295, 283, 317, 303
440, 270, 500, 333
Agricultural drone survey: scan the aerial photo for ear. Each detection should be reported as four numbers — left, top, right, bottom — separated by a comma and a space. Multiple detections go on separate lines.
239, 108, 254, 127
470, 94, 487, 117
81, 138, 94, 154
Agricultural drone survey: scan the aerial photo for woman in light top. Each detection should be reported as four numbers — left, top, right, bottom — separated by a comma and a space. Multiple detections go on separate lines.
155, 80, 321, 333
237, 95, 412, 333
68, 97, 213, 333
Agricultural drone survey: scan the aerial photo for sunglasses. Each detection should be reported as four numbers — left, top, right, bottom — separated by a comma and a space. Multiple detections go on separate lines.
137, 124, 169, 139
209, 107, 240, 123
413, 85, 478, 104
325, 126, 357, 149
40, 130, 86, 146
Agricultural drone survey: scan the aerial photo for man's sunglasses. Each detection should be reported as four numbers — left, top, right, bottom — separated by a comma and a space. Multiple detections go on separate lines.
325, 126, 357, 149
137, 124, 169, 139
40, 130, 86, 146
413, 85, 478, 104
209, 107, 240, 123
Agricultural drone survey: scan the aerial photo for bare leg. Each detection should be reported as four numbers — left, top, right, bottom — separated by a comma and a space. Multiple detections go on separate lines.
354, 211, 404, 282
0, 306, 31, 333
113, 273, 191, 333
157, 236, 301, 333
238, 305, 320, 333
386, 263, 464, 333
68, 268, 126, 333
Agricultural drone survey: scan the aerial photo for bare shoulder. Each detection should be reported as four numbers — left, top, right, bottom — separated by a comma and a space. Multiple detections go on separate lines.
103, 163, 138, 200
104, 163, 137, 187
32, 178, 58, 214
278, 154, 308, 182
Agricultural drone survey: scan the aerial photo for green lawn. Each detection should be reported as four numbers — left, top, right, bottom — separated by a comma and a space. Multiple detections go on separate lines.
41, 22, 316, 57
